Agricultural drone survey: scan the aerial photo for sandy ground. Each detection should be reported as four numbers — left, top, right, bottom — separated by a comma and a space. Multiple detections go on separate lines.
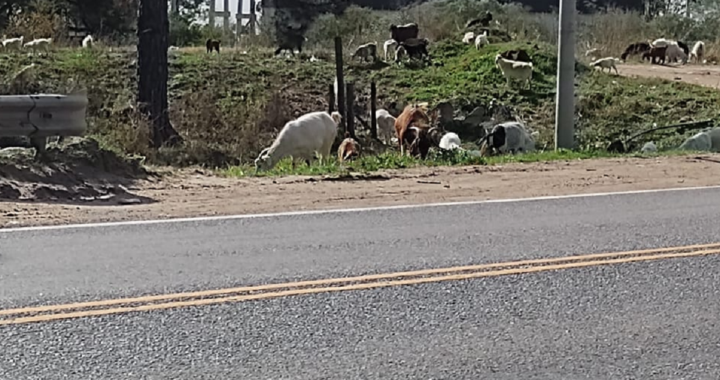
2, 154, 720, 228
2, 64, 718, 229
618, 62, 720, 89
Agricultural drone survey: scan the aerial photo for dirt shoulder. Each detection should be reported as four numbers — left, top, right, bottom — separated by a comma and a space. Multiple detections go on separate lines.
618, 63, 720, 89
2, 154, 720, 228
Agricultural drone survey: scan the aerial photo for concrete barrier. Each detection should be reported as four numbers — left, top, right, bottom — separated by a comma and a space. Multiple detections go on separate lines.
0, 94, 88, 138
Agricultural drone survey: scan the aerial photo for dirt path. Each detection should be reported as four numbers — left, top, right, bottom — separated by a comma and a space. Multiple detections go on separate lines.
2, 154, 720, 228
618, 63, 720, 89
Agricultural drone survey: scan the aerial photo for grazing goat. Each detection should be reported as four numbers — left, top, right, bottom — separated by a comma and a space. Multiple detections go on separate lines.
403, 126, 432, 159
394, 105, 435, 156
397, 38, 429, 61
274, 33, 306, 56
206, 38, 220, 53
620, 41, 651, 61
642, 46, 666, 65
23, 38, 52, 54
665, 42, 687, 64
495, 54, 533, 89
676, 40, 690, 55
590, 57, 620, 75
1, 36, 23, 52
439, 132, 462, 151
462, 32, 475, 44
499, 49, 531, 63
82, 35, 94, 48
383, 39, 398, 61
254, 111, 341, 171
351, 42, 378, 62
337, 132, 361, 162
474, 31, 489, 49
690, 41, 705, 63
480, 121, 538, 155
375, 109, 397, 145
679, 128, 720, 152
389, 23, 419, 44
465, 12, 493, 28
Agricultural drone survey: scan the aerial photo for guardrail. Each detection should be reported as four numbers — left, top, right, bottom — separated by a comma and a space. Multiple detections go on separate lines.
0, 94, 89, 155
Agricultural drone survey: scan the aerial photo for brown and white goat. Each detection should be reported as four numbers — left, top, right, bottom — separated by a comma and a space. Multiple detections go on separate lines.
394, 104, 437, 157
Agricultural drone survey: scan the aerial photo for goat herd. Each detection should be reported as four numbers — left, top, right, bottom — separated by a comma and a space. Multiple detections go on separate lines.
585, 37, 706, 75
1, 35, 97, 53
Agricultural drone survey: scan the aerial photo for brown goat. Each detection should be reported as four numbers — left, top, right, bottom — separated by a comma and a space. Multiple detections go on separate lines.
337, 132, 360, 162
394, 104, 437, 156
642, 46, 666, 65
206, 38, 220, 54
390, 23, 419, 44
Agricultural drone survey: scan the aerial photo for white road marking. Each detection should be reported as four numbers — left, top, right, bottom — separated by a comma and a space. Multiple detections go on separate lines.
2, 184, 720, 233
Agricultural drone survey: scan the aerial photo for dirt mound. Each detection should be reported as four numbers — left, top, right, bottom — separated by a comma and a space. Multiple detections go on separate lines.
0, 138, 154, 204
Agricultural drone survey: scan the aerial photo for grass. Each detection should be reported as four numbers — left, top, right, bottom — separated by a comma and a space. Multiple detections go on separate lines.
2, 0, 720, 179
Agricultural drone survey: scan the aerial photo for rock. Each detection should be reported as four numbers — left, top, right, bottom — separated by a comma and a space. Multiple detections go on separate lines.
0, 147, 35, 160
641, 141, 658, 153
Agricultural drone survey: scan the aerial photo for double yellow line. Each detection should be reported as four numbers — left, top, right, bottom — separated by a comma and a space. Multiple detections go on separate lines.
2, 242, 720, 326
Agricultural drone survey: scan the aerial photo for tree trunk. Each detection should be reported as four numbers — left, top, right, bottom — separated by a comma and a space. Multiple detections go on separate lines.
137, 0, 182, 148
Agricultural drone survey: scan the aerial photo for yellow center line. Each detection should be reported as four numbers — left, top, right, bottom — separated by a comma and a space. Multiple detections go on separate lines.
2, 242, 719, 317
1, 245, 719, 326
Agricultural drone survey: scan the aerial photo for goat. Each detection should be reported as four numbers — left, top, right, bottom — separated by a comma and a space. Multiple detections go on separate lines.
690, 41, 705, 64
589, 57, 620, 75
665, 41, 687, 64
495, 54, 533, 89
206, 38, 220, 53
439, 132, 462, 151
397, 38, 429, 61
274, 33, 306, 56
499, 49, 531, 63
679, 128, 720, 152
620, 41, 651, 61
642, 46, 666, 65
383, 39, 398, 61
479, 121, 538, 156
23, 38, 52, 54
651, 38, 669, 48
375, 109, 397, 145
254, 111, 341, 171
351, 42, 378, 62
394, 105, 436, 156
403, 126, 432, 159
474, 31, 489, 49
585, 48, 601, 60
676, 40, 690, 55
1, 36, 23, 52
82, 34, 94, 48
389, 23, 419, 44
462, 32, 475, 44
465, 11, 493, 28
337, 132, 361, 162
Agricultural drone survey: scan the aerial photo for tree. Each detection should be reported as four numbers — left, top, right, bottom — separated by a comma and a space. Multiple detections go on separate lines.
137, 0, 182, 148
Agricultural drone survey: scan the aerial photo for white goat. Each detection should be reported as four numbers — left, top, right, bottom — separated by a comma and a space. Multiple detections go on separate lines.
665, 42, 687, 64
690, 41, 705, 64
351, 42, 378, 62
394, 45, 407, 63
474, 31, 488, 49
375, 109, 397, 145
494, 54, 533, 89
439, 132, 462, 151
679, 128, 720, 152
462, 32, 475, 44
82, 34, 94, 48
589, 57, 620, 75
484, 122, 538, 154
255, 111, 342, 171
382, 39, 398, 61
651, 38, 669, 48
24, 38, 52, 54
2, 36, 24, 52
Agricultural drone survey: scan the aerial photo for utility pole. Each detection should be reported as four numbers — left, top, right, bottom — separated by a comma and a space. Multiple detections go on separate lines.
554, 0, 576, 150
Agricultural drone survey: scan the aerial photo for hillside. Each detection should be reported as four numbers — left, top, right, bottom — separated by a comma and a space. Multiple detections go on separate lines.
2, 40, 719, 167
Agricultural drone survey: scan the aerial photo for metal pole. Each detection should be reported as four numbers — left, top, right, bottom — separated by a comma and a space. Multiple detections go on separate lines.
334, 37, 346, 132
554, 0, 576, 150
370, 81, 377, 140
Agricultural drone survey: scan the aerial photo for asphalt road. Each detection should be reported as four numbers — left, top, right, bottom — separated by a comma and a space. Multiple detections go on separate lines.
2, 187, 720, 379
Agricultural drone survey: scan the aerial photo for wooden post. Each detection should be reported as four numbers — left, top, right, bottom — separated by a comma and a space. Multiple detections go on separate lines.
370, 81, 377, 140
346, 82, 355, 138
334, 36, 346, 132
328, 83, 335, 113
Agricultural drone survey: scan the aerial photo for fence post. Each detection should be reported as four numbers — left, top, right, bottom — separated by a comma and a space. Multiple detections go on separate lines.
328, 83, 335, 113
370, 81, 377, 140
345, 82, 355, 138
334, 36, 346, 132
